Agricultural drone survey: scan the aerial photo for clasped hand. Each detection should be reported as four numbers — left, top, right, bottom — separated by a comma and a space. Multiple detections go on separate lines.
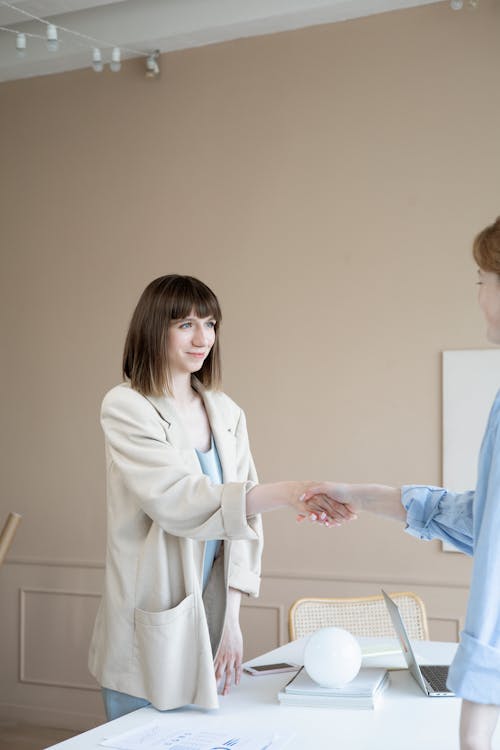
297, 482, 359, 528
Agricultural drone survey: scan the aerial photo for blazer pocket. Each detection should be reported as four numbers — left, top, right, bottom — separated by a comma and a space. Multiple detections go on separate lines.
134, 594, 198, 707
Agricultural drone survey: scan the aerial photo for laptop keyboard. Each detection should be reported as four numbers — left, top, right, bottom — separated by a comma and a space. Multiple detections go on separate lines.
420, 665, 450, 692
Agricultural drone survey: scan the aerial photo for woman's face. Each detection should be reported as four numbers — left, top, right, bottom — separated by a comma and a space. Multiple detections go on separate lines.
477, 269, 500, 345
167, 309, 216, 377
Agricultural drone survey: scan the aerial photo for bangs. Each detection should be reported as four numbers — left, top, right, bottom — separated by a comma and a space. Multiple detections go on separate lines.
170, 277, 222, 322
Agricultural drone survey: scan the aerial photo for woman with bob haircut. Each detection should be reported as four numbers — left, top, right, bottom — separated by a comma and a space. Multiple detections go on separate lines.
302, 217, 500, 750
88, 274, 350, 720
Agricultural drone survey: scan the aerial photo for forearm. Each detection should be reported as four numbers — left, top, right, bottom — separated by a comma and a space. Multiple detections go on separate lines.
246, 481, 310, 516
216, 587, 244, 694
225, 586, 242, 624
351, 484, 406, 522
460, 700, 500, 750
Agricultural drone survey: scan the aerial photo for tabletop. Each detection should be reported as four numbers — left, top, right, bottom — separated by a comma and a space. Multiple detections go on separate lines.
46, 638, 500, 750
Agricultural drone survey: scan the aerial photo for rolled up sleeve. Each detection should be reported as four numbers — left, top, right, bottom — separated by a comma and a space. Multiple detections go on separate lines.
227, 557, 261, 597
219, 481, 258, 538
402, 485, 474, 555
448, 633, 500, 704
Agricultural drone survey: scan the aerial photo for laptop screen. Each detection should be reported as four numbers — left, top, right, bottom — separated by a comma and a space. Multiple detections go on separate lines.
381, 589, 428, 693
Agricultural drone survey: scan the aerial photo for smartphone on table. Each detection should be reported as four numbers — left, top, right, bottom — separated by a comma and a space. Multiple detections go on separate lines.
244, 662, 300, 676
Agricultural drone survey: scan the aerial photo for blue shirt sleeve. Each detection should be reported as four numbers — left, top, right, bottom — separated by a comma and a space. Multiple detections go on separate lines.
401, 485, 474, 555
404, 392, 500, 704
447, 400, 500, 704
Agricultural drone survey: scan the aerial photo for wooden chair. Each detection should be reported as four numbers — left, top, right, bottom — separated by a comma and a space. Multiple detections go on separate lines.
0, 512, 22, 568
289, 592, 429, 641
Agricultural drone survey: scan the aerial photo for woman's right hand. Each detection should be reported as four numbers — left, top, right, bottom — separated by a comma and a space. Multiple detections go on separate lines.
245, 480, 358, 526
297, 482, 359, 526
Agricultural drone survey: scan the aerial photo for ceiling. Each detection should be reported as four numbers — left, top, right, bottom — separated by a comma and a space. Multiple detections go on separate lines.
0, 0, 441, 83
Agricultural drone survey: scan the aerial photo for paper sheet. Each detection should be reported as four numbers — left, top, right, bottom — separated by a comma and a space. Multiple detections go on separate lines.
99, 722, 293, 750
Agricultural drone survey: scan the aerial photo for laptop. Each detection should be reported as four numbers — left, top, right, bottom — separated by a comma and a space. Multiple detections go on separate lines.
382, 590, 454, 697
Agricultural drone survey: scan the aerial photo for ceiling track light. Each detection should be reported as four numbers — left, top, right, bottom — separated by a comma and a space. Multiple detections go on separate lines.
145, 50, 160, 78
110, 46, 121, 72
92, 47, 103, 72
15, 32, 26, 57
46, 23, 58, 52
1, 3, 163, 79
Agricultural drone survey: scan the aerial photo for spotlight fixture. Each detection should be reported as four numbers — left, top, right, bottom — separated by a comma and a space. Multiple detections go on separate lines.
145, 50, 160, 78
46, 23, 59, 51
15, 32, 26, 57
92, 47, 103, 72
0, 4, 165, 79
110, 46, 121, 72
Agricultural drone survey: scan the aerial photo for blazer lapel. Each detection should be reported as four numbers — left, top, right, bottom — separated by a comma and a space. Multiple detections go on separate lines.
193, 383, 237, 482
145, 393, 183, 441
145, 384, 237, 481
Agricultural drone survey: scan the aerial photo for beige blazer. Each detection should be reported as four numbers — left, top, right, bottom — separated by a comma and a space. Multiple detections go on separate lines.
88, 381, 263, 710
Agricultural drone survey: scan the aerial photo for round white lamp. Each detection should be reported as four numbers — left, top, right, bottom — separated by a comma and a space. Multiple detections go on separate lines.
304, 627, 362, 688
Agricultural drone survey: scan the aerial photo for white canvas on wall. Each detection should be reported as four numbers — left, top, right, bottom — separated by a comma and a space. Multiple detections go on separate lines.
442, 349, 500, 550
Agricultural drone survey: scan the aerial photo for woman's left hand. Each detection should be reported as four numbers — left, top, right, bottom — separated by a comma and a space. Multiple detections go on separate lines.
214, 617, 243, 695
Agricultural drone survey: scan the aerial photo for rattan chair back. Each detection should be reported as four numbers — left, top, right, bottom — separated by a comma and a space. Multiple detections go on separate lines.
289, 592, 429, 641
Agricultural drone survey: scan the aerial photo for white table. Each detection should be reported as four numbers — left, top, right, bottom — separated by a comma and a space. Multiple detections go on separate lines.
47, 638, 500, 750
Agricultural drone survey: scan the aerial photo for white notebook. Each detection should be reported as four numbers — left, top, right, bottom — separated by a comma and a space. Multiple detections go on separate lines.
278, 667, 389, 709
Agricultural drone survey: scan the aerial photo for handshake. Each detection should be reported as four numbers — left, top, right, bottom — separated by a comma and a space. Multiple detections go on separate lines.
295, 482, 359, 527
247, 481, 404, 524
290, 482, 405, 526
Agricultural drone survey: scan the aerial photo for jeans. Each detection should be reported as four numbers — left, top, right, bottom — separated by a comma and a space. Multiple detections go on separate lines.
101, 687, 151, 720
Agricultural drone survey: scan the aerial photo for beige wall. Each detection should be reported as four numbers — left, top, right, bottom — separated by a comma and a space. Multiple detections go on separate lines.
1, 0, 499, 729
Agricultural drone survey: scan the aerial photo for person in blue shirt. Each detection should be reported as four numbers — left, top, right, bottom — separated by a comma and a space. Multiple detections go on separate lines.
300, 217, 500, 750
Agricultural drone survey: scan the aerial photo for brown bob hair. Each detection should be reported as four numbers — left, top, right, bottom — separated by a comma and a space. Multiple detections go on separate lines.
123, 275, 222, 396
473, 217, 500, 275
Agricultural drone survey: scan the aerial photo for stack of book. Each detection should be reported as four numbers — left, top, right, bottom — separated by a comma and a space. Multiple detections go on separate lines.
278, 666, 389, 710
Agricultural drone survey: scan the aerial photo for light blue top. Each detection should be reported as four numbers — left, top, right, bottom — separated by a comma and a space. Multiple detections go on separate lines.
196, 436, 223, 591
402, 390, 500, 704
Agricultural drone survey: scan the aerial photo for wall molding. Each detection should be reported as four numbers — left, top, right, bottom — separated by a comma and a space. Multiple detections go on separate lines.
427, 616, 462, 641
4, 561, 470, 593
19, 587, 101, 691
240, 600, 286, 645
262, 569, 470, 590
